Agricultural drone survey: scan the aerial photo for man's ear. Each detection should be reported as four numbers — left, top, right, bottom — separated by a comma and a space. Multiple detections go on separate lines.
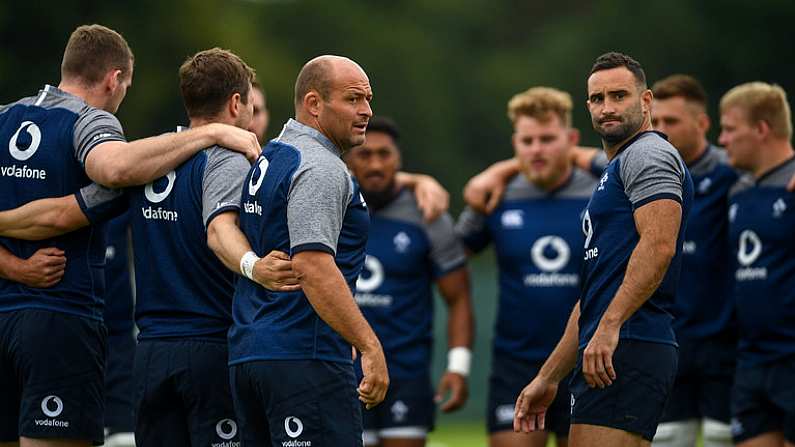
105, 69, 123, 93
229, 92, 242, 118
303, 91, 322, 118
568, 128, 581, 146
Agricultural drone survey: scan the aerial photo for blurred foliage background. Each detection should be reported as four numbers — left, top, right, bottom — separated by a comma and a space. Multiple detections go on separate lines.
2, 0, 794, 430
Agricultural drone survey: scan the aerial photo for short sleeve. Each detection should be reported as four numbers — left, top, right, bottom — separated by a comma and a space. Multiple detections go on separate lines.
287, 164, 351, 255
73, 108, 126, 165
455, 206, 492, 253
425, 213, 467, 277
619, 141, 685, 210
202, 149, 250, 227
75, 183, 128, 224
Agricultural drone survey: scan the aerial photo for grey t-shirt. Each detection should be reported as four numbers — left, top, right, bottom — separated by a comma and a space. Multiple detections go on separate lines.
616, 133, 687, 206
201, 146, 250, 226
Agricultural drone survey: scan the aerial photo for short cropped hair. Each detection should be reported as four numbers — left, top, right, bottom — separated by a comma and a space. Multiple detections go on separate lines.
179, 48, 256, 119
61, 24, 134, 85
652, 74, 707, 107
294, 58, 333, 107
366, 116, 401, 143
252, 80, 266, 100
720, 82, 792, 140
507, 87, 573, 127
590, 52, 646, 88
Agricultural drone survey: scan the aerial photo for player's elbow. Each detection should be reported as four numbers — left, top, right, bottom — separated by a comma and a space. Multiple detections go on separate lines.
292, 250, 333, 284
651, 237, 678, 263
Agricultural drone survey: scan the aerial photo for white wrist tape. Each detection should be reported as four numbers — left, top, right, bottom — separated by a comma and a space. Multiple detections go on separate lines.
446, 347, 472, 376
240, 251, 260, 280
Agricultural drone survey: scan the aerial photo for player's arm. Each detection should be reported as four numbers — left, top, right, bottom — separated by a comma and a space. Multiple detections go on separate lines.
463, 158, 519, 213
583, 199, 681, 388
434, 266, 474, 412
0, 195, 88, 240
292, 250, 388, 408
206, 212, 299, 292
394, 171, 449, 221
570, 146, 601, 173
514, 302, 580, 433
0, 245, 66, 288
83, 122, 260, 188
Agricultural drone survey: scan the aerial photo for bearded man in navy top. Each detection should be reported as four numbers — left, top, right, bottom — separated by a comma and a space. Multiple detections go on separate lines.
513, 52, 693, 447
230, 56, 389, 446
719, 82, 795, 447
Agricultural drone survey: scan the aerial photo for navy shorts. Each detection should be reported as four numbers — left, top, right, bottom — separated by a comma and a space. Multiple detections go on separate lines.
362, 375, 435, 434
661, 335, 736, 423
569, 339, 678, 441
133, 339, 239, 447
104, 330, 136, 434
231, 359, 362, 446
0, 309, 106, 444
731, 355, 795, 443
487, 353, 570, 437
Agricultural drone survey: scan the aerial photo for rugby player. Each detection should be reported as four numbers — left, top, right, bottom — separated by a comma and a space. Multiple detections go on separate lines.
513, 52, 693, 446
0, 24, 258, 447
720, 82, 795, 447
457, 86, 594, 447
346, 116, 474, 447
230, 55, 388, 445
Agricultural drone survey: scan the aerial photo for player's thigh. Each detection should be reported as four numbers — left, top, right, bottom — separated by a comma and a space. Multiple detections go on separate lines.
731, 365, 783, 444
16, 311, 106, 445
229, 363, 271, 446
370, 377, 435, 438
698, 338, 736, 424
265, 360, 362, 446
569, 423, 649, 447
0, 442, 19, 447
489, 430, 548, 447
182, 341, 239, 447
0, 313, 21, 444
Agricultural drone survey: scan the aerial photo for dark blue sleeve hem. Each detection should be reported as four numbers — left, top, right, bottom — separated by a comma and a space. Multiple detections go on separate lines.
204, 205, 240, 229
632, 193, 682, 210
432, 259, 468, 279
292, 242, 335, 256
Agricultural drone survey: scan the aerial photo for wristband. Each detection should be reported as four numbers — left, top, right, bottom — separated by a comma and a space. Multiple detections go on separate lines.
240, 251, 260, 280
446, 346, 472, 377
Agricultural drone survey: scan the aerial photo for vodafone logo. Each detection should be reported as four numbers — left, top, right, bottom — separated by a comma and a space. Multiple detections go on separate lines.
531, 236, 570, 272
144, 171, 176, 203
284, 416, 304, 438
737, 230, 762, 267
248, 157, 269, 196
9, 121, 42, 161
215, 418, 238, 440
41, 395, 64, 418
356, 255, 384, 293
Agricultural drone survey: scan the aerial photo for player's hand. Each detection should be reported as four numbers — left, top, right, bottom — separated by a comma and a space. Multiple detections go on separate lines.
357, 347, 389, 409
513, 376, 558, 433
582, 322, 619, 388
434, 372, 468, 413
463, 169, 506, 214
209, 123, 261, 162
411, 174, 449, 222
17, 247, 66, 288
252, 250, 301, 292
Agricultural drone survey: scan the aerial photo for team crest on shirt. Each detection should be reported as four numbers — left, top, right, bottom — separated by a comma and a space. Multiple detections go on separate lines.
391, 400, 409, 423
597, 172, 609, 191
698, 177, 712, 194
773, 198, 787, 218
393, 231, 411, 253
501, 210, 524, 228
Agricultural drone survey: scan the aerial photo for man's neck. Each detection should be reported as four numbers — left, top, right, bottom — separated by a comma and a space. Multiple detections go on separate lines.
58, 80, 106, 111
682, 139, 709, 165
751, 140, 795, 179
604, 117, 653, 160
530, 163, 573, 193
295, 112, 345, 153
190, 115, 234, 128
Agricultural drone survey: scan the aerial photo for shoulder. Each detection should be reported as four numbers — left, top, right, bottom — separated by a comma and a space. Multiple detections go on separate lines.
729, 174, 755, 198
377, 189, 425, 226
559, 168, 598, 198
618, 132, 685, 175
502, 174, 544, 201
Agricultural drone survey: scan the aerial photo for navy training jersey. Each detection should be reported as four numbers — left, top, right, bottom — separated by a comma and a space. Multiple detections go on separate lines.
579, 131, 693, 349
729, 156, 795, 368
457, 169, 595, 363
230, 119, 369, 365
355, 189, 466, 380
129, 127, 250, 340
103, 211, 135, 335
0, 85, 126, 320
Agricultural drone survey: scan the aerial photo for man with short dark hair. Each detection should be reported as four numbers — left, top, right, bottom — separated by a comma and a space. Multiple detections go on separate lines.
249, 81, 270, 141
230, 55, 389, 446
513, 52, 693, 447
0, 25, 259, 447
346, 116, 474, 447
